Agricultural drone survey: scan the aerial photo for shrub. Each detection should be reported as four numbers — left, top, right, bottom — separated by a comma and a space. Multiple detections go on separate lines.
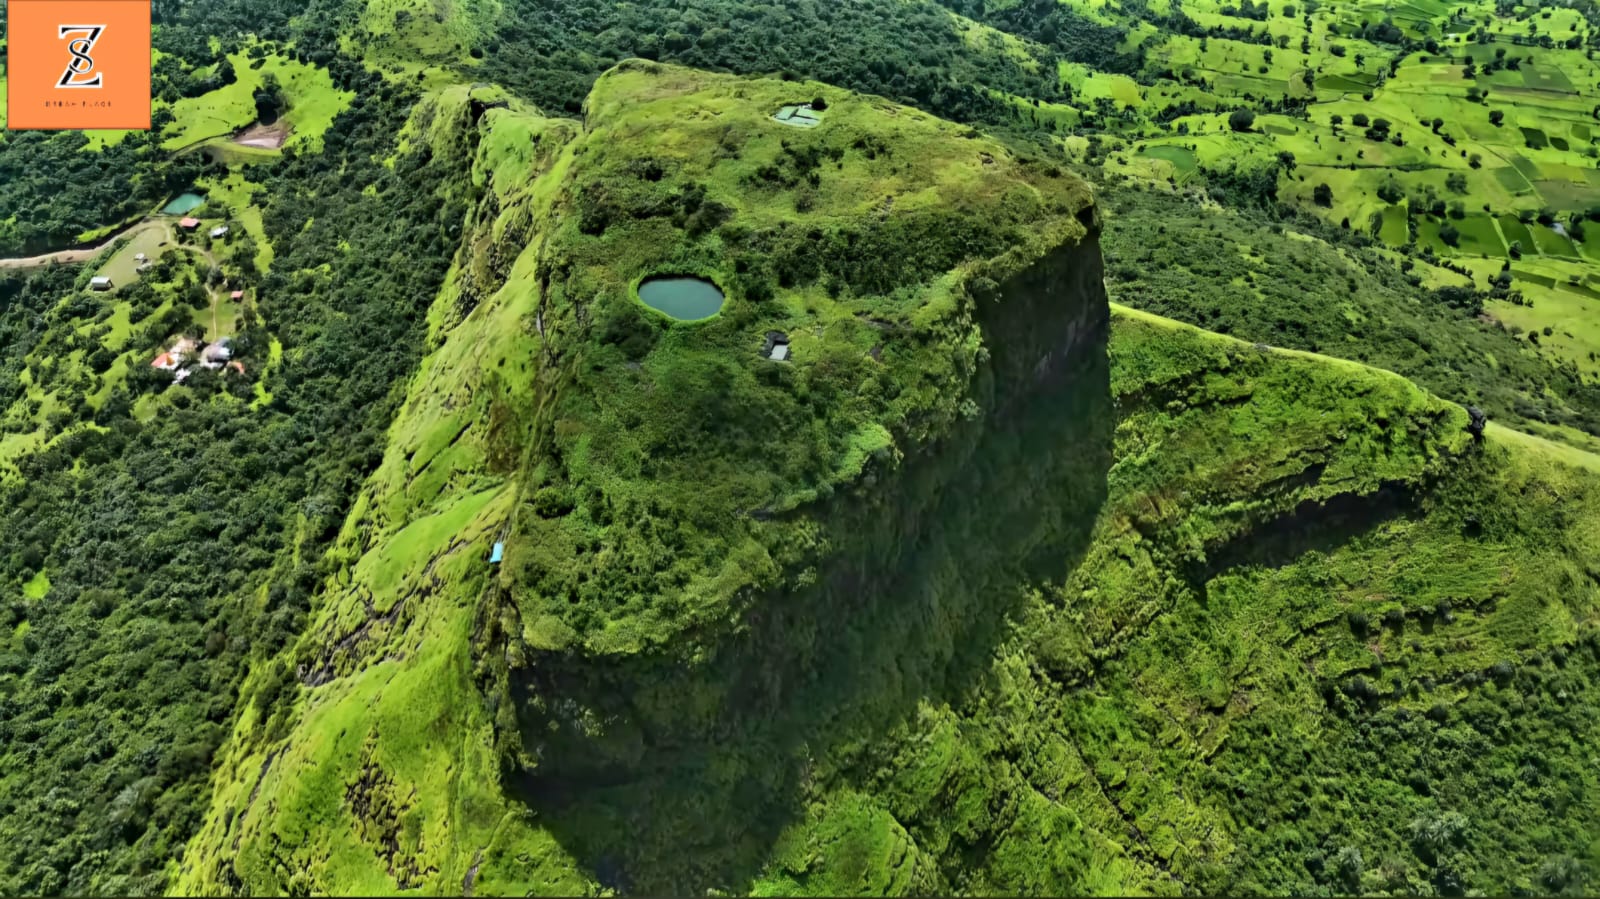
1348, 610, 1370, 637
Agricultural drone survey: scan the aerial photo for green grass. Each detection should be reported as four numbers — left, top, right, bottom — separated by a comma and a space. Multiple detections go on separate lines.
1488, 255, 1600, 377
200, 171, 273, 271
21, 570, 48, 600
1454, 212, 1505, 257
1140, 144, 1198, 180
94, 223, 172, 290
162, 49, 353, 152
1532, 223, 1578, 257
1499, 213, 1535, 255
1379, 204, 1409, 245
1494, 165, 1533, 192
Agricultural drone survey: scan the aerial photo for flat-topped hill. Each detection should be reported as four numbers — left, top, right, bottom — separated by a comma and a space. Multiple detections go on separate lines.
503, 60, 1101, 655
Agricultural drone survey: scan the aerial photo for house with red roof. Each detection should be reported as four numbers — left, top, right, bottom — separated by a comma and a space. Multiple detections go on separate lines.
178, 217, 201, 231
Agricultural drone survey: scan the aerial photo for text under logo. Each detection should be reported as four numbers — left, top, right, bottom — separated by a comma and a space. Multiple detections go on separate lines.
57, 24, 107, 88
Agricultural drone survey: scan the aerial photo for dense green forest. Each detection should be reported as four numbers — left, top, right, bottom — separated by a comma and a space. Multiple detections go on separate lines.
0, 69, 468, 895
3, 0, 1600, 894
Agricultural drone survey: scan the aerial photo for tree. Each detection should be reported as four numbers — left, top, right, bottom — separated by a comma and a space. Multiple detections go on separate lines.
1409, 811, 1469, 863
1330, 113, 1343, 127
1440, 222, 1461, 245
1446, 172, 1468, 193
810, 95, 828, 111
1229, 108, 1256, 131
253, 73, 285, 124
1490, 109, 1505, 125
1539, 855, 1586, 895
1352, 112, 1369, 127
1314, 183, 1334, 206
1334, 847, 1365, 891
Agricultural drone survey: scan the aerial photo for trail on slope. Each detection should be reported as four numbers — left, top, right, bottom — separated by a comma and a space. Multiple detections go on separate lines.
0, 219, 168, 270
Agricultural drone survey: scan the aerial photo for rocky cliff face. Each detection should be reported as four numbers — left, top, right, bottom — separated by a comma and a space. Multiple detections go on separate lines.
497, 215, 1114, 892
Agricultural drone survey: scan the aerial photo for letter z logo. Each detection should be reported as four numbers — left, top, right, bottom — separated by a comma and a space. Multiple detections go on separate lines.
6, 0, 150, 129
57, 24, 107, 88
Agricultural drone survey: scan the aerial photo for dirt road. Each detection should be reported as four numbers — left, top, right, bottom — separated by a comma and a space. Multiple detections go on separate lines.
0, 219, 167, 271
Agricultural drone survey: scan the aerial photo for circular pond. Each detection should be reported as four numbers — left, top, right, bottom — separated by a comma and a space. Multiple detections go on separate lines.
636, 275, 725, 321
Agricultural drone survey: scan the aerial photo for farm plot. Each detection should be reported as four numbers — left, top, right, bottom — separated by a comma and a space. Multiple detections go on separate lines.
1454, 213, 1506, 257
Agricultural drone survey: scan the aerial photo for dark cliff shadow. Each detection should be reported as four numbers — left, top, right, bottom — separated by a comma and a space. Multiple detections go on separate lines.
507, 245, 1114, 895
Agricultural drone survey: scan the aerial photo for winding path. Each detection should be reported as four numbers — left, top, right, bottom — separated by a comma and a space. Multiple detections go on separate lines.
0, 219, 169, 271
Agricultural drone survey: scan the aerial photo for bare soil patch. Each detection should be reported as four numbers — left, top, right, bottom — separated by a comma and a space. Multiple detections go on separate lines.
233, 121, 291, 150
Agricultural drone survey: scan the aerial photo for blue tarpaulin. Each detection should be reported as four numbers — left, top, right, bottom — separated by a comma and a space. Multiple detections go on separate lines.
490, 542, 504, 564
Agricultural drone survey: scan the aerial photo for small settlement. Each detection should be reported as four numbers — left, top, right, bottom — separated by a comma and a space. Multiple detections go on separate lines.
122, 210, 252, 387
149, 335, 245, 385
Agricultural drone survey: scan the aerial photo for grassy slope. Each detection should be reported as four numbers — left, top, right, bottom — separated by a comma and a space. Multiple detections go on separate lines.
1100, 185, 1600, 442
161, 49, 353, 152
174, 85, 592, 896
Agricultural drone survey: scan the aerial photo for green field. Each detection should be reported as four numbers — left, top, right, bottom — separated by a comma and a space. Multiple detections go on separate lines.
94, 224, 172, 290
1457, 213, 1506, 257
1378, 203, 1409, 245
1140, 143, 1198, 180
162, 48, 354, 152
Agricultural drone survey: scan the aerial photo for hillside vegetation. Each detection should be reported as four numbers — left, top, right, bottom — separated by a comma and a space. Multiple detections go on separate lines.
168, 67, 1600, 897
5, 0, 1600, 893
